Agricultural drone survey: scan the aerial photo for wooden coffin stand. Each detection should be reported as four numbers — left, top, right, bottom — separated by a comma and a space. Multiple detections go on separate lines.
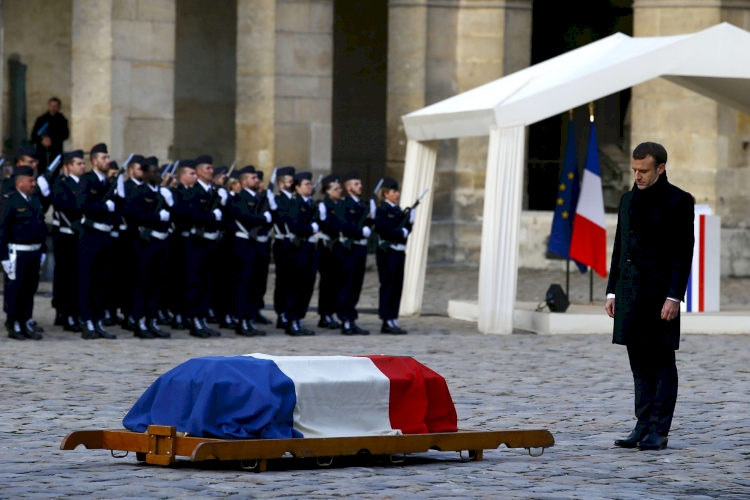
61, 425, 555, 472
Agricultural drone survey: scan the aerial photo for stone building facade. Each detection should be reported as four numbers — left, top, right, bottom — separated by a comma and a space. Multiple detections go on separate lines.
1, 0, 749, 275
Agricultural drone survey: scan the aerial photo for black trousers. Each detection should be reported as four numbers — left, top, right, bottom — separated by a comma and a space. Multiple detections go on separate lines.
6, 249, 41, 324
106, 232, 131, 316
376, 248, 405, 321
167, 234, 188, 317
78, 228, 112, 322
317, 244, 340, 318
211, 236, 234, 318
335, 243, 367, 321
254, 241, 271, 314
285, 241, 319, 321
131, 237, 168, 320
273, 239, 293, 316
52, 232, 79, 318
184, 236, 216, 319
627, 345, 678, 436
234, 238, 263, 320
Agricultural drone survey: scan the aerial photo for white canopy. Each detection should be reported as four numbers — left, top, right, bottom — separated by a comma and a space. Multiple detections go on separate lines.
397, 23, 750, 334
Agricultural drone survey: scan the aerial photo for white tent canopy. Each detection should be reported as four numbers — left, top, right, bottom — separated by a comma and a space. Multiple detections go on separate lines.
396, 23, 750, 334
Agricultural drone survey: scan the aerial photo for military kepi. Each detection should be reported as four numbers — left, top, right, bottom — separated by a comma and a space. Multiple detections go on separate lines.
91, 143, 108, 155
14, 166, 35, 177
294, 172, 312, 181
239, 165, 256, 175
195, 155, 213, 166
322, 173, 339, 185
342, 171, 360, 183
276, 166, 295, 177
382, 177, 399, 190
63, 150, 84, 162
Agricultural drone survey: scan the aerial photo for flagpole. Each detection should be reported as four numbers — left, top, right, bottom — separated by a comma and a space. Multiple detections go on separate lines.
566, 259, 570, 297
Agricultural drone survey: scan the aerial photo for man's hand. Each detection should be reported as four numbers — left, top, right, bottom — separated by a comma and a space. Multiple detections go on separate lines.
605, 298, 615, 318
661, 299, 679, 321
41, 136, 52, 148
160, 174, 171, 187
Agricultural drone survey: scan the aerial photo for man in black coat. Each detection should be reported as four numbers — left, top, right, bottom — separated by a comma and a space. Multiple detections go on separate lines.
31, 97, 69, 172
606, 142, 694, 451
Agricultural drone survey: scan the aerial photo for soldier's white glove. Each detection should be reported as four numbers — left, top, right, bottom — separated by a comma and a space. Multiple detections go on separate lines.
159, 209, 170, 222
159, 187, 174, 207
362, 226, 372, 238
311, 222, 320, 233
402, 228, 409, 239
318, 202, 327, 221
37, 176, 50, 197
116, 174, 126, 198
218, 188, 228, 206
40, 253, 46, 268
263, 211, 272, 223
105, 199, 115, 212
213, 208, 222, 221
1, 260, 12, 276
369, 199, 377, 219
267, 191, 278, 211
409, 206, 417, 224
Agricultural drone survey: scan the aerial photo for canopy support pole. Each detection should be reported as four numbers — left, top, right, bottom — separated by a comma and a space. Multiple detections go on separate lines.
478, 125, 525, 334
399, 139, 437, 316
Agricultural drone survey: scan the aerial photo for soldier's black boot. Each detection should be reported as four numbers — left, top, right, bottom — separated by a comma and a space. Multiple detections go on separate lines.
147, 318, 171, 338
201, 318, 221, 337
23, 321, 43, 340
351, 321, 370, 335
156, 310, 169, 326
102, 310, 115, 327
254, 312, 272, 325
285, 320, 306, 337
171, 314, 186, 330
7, 321, 25, 341
80, 319, 99, 340
26, 319, 44, 333
123, 315, 136, 332
235, 319, 256, 337
251, 320, 266, 337
95, 320, 117, 339
63, 316, 81, 333
341, 321, 357, 336
318, 315, 340, 329
134, 319, 154, 339
638, 432, 668, 451
276, 313, 289, 330
54, 312, 65, 326
206, 308, 218, 324
381, 321, 407, 335
220, 314, 236, 330
298, 320, 315, 336
189, 317, 211, 338
614, 425, 648, 449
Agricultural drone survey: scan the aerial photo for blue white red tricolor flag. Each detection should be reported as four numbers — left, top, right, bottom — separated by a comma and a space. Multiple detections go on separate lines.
123, 354, 458, 439
569, 121, 607, 277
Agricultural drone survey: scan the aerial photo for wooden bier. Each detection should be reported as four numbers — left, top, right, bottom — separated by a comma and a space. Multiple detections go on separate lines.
61, 426, 555, 472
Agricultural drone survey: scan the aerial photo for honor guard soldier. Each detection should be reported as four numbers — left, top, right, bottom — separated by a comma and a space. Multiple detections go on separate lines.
277, 171, 320, 336
122, 159, 173, 339
374, 178, 415, 335
168, 160, 197, 330
0, 166, 47, 340
316, 174, 343, 330
269, 166, 296, 330
210, 165, 234, 329
229, 165, 272, 336
173, 155, 222, 338
50, 151, 87, 333
78, 143, 117, 339
335, 171, 373, 335
117, 155, 146, 330
252, 170, 273, 326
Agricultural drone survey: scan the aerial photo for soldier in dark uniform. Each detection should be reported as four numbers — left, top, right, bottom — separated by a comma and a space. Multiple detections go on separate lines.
1, 146, 40, 196
316, 174, 343, 330
374, 178, 414, 335
50, 151, 87, 333
168, 160, 197, 330
117, 155, 146, 330
77, 143, 117, 339
210, 165, 234, 329
0, 167, 47, 340
172, 155, 222, 338
252, 170, 273, 325
122, 159, 173, 339
607, 142, 694, 451
229, 165, 271, 336
335, 171, 373, 335
269, 166, 296, 330
277, 171, 320, 336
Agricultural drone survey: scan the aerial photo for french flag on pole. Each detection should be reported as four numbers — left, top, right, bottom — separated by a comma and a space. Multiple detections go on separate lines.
569, 120, 608, 278
123, 354, 458, 439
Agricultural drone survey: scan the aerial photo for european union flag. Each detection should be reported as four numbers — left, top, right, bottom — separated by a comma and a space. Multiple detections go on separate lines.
548, 119, 586, 273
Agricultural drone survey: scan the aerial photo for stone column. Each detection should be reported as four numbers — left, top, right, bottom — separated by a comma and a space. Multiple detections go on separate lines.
236, 0, 276, 173
632, 0, 750, 226
386, 0, 428, 180
71, 0, 113, 152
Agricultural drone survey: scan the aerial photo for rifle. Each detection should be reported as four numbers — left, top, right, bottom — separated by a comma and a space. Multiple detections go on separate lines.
42, 154, 62, 180
268, 167, 278, 194
396, 188, 429, 230
170, 160, 180, 176
37, 122, 49, 137
226, 161, 237, 180
312, 174, 322, 192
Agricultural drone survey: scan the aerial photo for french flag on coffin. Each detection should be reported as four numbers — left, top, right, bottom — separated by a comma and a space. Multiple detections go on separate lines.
123, 354, 458, 439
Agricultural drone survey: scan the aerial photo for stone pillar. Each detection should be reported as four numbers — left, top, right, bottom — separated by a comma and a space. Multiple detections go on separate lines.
71, 0, 175, 160
632, 0, 750, 226
386, 0, 428, 180
236, 0, 276, 173
71, 0, 113, 152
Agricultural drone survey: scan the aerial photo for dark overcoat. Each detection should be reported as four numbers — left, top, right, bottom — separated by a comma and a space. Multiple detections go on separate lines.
606, 173, 694, 350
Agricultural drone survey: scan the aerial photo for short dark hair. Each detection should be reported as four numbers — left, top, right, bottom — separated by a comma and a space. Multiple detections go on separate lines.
632, 142, 668, 168
49, 97, 61, 105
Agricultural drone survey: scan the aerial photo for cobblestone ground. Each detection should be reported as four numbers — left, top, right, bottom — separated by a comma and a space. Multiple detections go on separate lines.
1, 268, 749, 498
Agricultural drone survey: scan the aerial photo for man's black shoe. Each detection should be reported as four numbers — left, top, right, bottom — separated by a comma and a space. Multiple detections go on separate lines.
381, 322, 407, 335
123, 316, 136, 332
190, 318, 211, 338
206, 309, 219, 324
23, 324, 43, 340
220, 315, 237, 330
54, 312, 65, 326
26, 319, 44, 333
201, 318, 221, 337
171, 314, 186, 330
638, 432, 668, 450
276, 317, 289, 330
8, 322, 25, 341
341, 326, 358, 335
80, 320, 99, 340
95, 320, 117, 339
254, 312, 272, 325
318, 316, 340, 329
156, 310, 171, 326
148, 319, 171, 338
285, 321, 307, 336
102, 310, 115, 327
134, 322, 154, 339
235, 319, 256, 337
614, 426, 649, 448
63, 317, 81, 333
351, 322, 370, 335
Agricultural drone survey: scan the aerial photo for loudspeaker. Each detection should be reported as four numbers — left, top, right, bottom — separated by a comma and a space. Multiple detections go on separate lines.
546, 284, 569, 313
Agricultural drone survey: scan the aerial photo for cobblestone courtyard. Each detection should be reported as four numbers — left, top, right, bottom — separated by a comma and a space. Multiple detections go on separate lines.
1, 268, 749, 498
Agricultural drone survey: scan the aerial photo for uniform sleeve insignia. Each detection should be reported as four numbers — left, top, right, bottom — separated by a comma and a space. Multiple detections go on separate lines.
3, 194, 8, 198
200, 199, 207, 203
145, 198, 154, 203
248, 201, 255, 206
387, 213, 395, 218
17, 207, 26, 212
90, 189, 98, 194
350, 209, 356, 214
301, 206, 307, 212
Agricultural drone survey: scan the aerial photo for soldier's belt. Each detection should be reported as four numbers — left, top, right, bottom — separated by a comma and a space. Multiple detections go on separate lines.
380, 242, 406, 252
8, 243, 42, 252
110, 231, 119, 238
339, 235, 368, 246
235, 232, 269, 243
140, 227, 169, 241
191, 228, 220, 240
180, 231, 191, 238
81, 216, 113, 233
58, 227, 75, 235
119, 223, 128, 231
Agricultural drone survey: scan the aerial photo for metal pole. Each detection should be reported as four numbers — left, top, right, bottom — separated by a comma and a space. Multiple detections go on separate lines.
589, 267, 594, 305
566, 259, 570, 297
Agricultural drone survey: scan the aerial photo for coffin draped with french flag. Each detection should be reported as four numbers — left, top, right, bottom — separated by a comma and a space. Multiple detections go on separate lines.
123, 354, 458, 439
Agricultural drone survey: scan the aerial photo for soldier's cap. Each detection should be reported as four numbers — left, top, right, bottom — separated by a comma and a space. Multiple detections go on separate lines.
256, 170, 264, 181
294, 172, 312, 181
381, 177, 399, 191
179, 159, 196, 168
16, 145, 37, 159
129, 154, 145, 166
229, 170, 240, 180
109, 161, 119, 171
63, 150, 84, 162
142, 156, 158, 167
276, 166, 295, 178
239, 165, 256, 175
214, 166, 229, 176
195, 155, 213, 166
342, 171, 360, 183
322, 173, 339, 185
90, 143, 108, 155
14, 166, 34, 177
